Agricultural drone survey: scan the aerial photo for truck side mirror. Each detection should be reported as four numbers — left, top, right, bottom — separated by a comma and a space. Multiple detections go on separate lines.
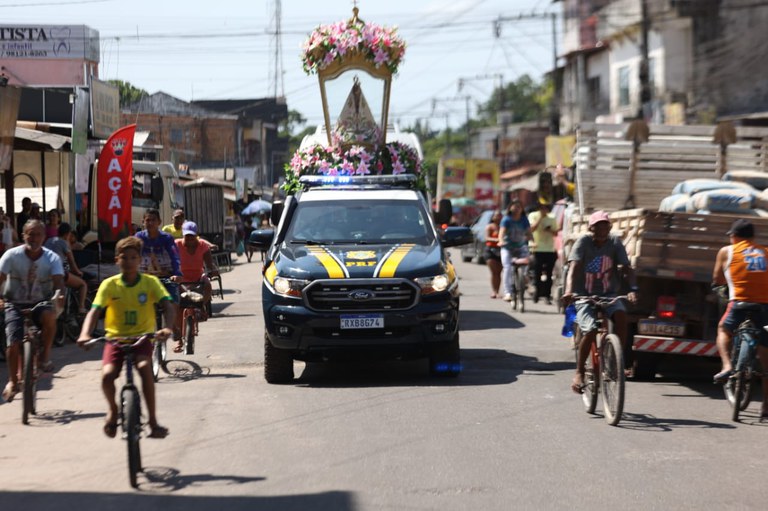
270, 201, 284, 226
435, 199, 452, 225
150, 175, 164, 203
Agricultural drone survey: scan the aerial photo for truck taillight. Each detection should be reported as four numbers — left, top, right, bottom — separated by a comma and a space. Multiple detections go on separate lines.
657, 295, 676, 319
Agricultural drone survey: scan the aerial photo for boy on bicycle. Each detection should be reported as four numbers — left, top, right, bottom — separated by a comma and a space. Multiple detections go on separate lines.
77, 237, 175, 438
712, 219, 768, 419
562, 211, 637, 394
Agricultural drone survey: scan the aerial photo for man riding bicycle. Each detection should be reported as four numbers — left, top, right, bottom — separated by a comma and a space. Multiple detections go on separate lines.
135, 209, 181, 337
172, 221, 219, 353
712, 219, 768, 419
562, 211, 638, 394
497, 199, 532, 302
0, 220, 65, 402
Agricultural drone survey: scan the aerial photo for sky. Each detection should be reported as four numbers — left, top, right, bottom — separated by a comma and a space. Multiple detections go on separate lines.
1, 0, 559, 131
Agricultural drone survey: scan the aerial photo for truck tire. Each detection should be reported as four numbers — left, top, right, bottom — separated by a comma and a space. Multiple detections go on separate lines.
429, 333, 461, 377
264, 333, 294, 383
632, 352, 660, 381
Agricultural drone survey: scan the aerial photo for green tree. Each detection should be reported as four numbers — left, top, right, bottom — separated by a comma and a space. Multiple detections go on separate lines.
107, 80, 148, 107
478, 74, 547, 124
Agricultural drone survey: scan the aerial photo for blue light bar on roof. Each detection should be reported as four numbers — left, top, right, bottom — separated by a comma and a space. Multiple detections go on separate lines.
299, 174, 418, 187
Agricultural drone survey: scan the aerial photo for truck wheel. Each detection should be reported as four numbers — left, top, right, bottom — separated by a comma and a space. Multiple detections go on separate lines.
264, 333, 294, 383
429, 334, 461, 377
632, 352, 660, 381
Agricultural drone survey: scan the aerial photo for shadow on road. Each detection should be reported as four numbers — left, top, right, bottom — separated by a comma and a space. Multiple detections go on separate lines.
159, 360, 247, 382
617, 412, 737, 432
142, 466, 265, 491
460, 310, 524, 330
0, 490, 355, 510
296, 347, 573, 388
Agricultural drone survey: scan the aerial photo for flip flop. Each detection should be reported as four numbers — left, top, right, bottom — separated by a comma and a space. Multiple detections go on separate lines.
173, 344, 184, 353
103, 421, 118, 438
148, 425, 169, 439
571, 379, 585, 394
2, 383, 19, 402
713, 369, 733, 383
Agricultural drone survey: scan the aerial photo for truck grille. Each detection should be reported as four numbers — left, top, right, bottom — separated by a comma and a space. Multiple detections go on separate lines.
304, 279, 419, 312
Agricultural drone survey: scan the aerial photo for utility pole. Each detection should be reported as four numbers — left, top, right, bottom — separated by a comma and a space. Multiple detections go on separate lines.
637, 0, 651, 120
495, 11, 559, 135
432, 96, 472, 159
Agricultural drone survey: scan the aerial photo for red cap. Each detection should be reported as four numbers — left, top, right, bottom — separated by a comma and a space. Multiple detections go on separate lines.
588, 211, 610, 227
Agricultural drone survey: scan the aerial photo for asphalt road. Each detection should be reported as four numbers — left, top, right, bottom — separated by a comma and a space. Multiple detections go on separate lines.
0, 250, 765, 510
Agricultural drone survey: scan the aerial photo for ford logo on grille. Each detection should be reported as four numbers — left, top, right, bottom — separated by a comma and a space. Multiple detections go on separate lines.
349, 289, 375, 301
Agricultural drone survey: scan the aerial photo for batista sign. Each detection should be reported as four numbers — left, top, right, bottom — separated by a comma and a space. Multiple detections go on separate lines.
0, 25, 99, 61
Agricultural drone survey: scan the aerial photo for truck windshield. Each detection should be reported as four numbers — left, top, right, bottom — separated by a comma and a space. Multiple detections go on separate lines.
287, 200, 434, 245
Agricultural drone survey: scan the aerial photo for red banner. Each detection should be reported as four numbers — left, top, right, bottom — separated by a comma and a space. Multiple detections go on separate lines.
97, 124, 136, 242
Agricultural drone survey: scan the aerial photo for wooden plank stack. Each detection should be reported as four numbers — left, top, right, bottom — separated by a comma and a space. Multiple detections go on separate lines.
566, 209, 768, 282
574, 122, 768, 213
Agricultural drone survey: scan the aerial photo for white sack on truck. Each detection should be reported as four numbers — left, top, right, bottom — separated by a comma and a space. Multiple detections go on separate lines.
723, 170, 768, 191
659, 193, 690, 212
672, 178, 754, 195
686, 188, 755, 213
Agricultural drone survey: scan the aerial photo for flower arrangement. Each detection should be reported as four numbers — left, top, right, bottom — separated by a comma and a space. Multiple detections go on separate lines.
283, 141, 423, 194
301, 14, 406, 75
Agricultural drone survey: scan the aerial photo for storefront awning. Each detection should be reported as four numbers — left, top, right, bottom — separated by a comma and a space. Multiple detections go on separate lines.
15, 126, 70, 150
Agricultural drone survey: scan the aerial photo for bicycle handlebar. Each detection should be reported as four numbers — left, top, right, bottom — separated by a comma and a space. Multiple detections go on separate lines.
83, 333, 156, 349
573, 295, 629, 306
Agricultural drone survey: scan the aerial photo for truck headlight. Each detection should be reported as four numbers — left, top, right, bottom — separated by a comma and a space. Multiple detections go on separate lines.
415, 273, 455, 294
272, 276, 309, 298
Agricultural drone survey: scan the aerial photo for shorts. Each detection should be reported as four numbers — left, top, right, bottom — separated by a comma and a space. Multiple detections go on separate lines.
574, 297, 626, 334
159, 278, 180, 303
102, 336, 154, 368
719, 301, 768, 348
483, 246, 501, 261
4, 302, 52, 347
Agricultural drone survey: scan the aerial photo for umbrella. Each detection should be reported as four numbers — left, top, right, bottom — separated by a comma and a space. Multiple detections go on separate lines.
241, 199, 272, 216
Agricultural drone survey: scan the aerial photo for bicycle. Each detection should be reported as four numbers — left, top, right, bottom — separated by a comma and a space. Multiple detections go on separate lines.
84, 334, 156, 488
53, 285, 91, 347
178, 282, 208, 356
721, 302, 765, 422
150, 276, 179, 380
20, 301, 51, 425
510, 256, 530, 313
572, 295, 628, 426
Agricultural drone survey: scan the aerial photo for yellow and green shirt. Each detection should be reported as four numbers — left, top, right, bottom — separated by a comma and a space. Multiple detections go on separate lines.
92, 273, 172, 338
162, 224, 183, 239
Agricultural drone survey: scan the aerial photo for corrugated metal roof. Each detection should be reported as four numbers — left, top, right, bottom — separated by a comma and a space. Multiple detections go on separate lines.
15, 127, 70, 150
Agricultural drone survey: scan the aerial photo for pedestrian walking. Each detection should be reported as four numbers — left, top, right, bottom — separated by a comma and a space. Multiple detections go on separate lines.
528, 202, 558, 304
484, 210, 503, 298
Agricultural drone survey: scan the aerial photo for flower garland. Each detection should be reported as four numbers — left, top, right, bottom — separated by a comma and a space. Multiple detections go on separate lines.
301, 18, 406, 75
283, 142, 423, 193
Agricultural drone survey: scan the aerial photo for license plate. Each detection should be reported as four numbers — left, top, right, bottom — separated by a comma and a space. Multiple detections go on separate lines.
637, 319, 686, 337
340, 314, 384, 329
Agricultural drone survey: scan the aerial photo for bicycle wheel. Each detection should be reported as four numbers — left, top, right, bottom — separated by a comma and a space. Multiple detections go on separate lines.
21, 340, 35, 425
184, 315, 195, 355
599, 334, 625, 426
516, 266, 526, 313
123, 388, 143, 488
151, 339, 167, 381
724, 339, 753, 411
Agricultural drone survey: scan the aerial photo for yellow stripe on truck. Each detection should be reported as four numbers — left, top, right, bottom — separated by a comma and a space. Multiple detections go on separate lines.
264, 262, 278, 285
377, 244, 415, 278
307, 246, 348, 279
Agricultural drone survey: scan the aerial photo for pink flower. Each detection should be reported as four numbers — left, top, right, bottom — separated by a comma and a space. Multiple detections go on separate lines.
318, 159, 330, 174
356, 160, 370, 175
392, 160, 405, 174
341, 160, 354, 175
373, 48, 388, 66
